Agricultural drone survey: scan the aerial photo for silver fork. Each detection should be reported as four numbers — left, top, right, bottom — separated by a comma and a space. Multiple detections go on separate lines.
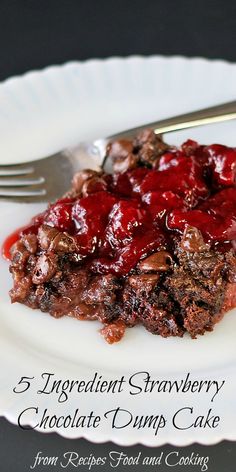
1, 100, 236, 203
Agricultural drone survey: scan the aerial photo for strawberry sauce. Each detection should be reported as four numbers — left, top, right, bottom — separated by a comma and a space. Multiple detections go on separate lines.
3, 139, 236, 275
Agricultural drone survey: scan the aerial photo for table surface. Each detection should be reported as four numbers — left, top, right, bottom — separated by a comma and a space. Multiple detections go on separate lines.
0, 1, 236, 471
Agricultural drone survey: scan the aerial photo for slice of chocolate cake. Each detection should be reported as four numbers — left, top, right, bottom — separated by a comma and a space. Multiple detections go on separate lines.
5, 131, 236, 343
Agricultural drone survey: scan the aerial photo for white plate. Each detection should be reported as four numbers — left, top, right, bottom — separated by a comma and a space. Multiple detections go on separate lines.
0, 56, 236, 446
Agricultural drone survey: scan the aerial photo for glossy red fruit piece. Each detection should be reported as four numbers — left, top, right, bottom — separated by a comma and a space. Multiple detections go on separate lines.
181, 140, 213, 170
72, 191, 117, 254
167, 209, 236, 242
112, 171, 132, 197
5, 138, 236, 268
104, 199, 148, 249
91, 226, 166, 275
181, 139, 200, 156
140, 157, 208, 203
127, 167, 149, 194
205, 144, 236, 187
142, 190, 185, 219
157, 151, 185, 171
199, 188, 236, 218
45, 201, 75, 232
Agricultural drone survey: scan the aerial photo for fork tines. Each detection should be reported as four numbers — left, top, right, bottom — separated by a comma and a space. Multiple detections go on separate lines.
0, 166, 34, 177
0, 164, 46, 199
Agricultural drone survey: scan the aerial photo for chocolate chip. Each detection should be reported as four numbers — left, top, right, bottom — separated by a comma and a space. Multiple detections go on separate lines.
106, 139, 138, 173
38, 224, 77, 253
51, 232, 77, 253
10, 241, 30, 269
32, 253, 58, 284
107, 139, 133, 159
82, 175, 107, 197
139, 251, 173, 272
22, 234, 38, 253
128, 274, 159, 291
134, 129, 169, 163
113, 154, 138, 173
72, 169, 100, 193
38, 225, 59, 250
180, 225, 210, 253
134, 129, 155, 147
138, 142, 157, 165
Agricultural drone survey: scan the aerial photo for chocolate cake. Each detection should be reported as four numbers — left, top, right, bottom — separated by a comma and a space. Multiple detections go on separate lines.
5, 130, 236, 343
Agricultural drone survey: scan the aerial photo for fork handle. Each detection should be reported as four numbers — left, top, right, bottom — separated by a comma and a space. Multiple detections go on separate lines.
108, 100, 236, 139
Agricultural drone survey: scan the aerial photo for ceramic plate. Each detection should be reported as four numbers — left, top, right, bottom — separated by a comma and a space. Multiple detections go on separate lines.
0, 56, 236, 445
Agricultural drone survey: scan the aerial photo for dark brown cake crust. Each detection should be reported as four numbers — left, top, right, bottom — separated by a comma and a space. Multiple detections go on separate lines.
9, 224, 236, 342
